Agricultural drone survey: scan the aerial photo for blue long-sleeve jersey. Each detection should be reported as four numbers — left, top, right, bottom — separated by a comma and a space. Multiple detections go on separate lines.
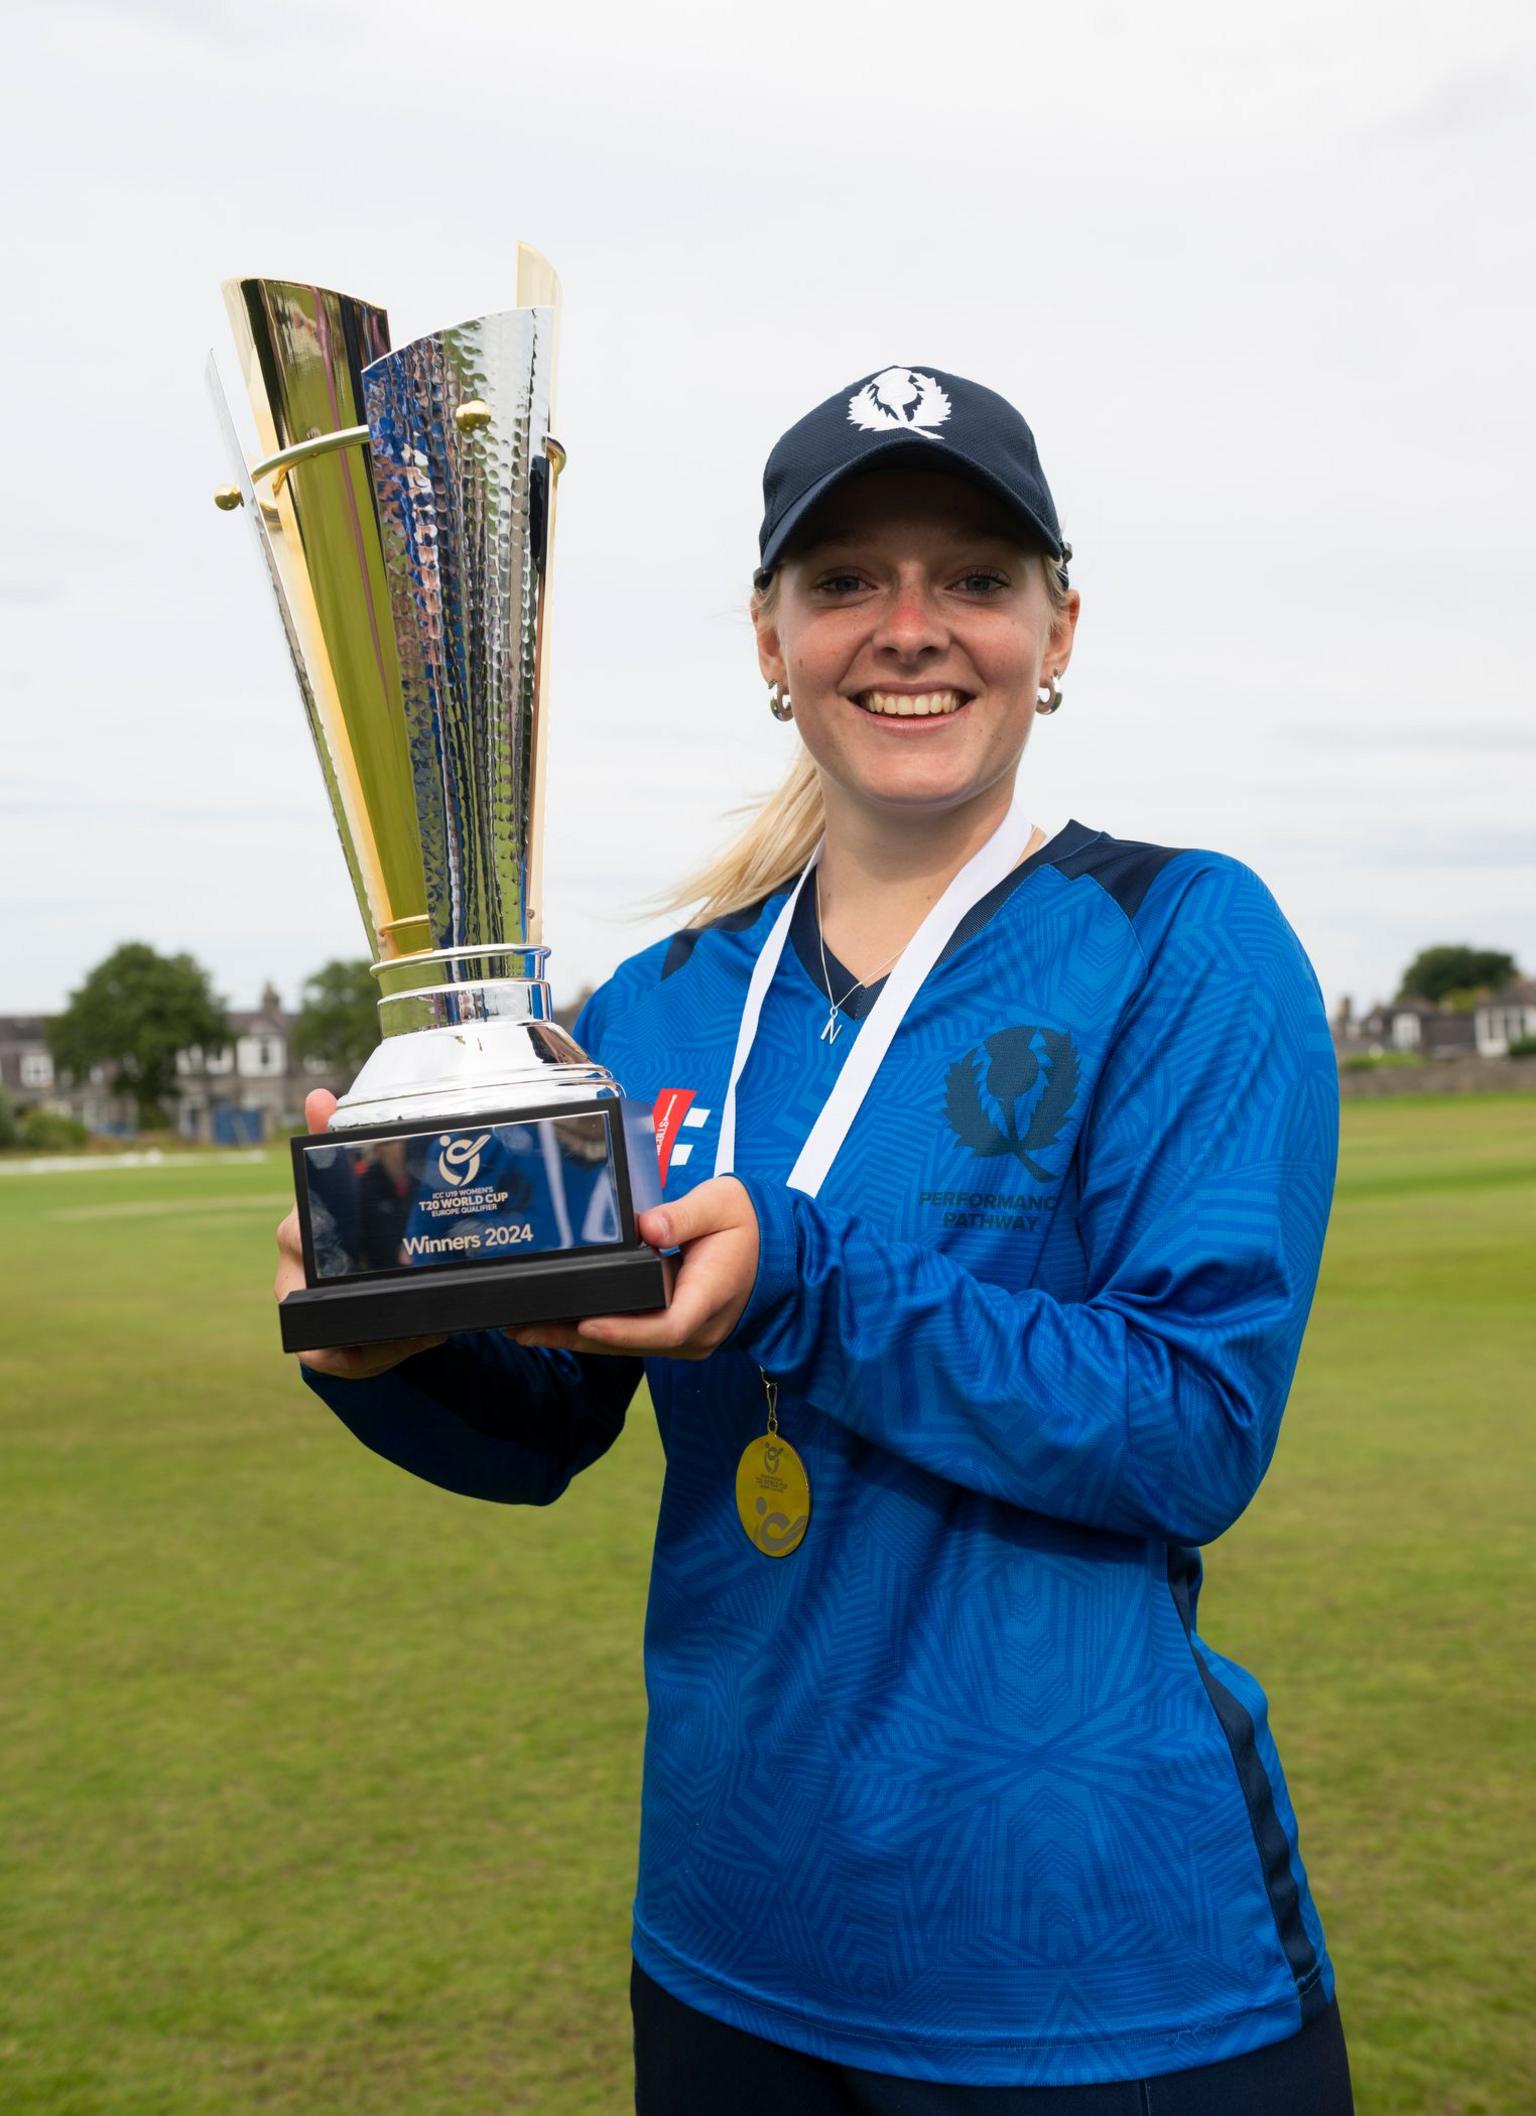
303, 819, 1341, 2087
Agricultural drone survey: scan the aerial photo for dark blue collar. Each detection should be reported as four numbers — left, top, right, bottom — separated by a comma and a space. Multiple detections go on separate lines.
789, 818, 1095, 1025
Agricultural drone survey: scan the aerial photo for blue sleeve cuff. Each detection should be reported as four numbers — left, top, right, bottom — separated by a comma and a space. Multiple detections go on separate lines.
726, 1173, 800, 1356
298, 1337, 451, 1411
295, 1332, 639, 1506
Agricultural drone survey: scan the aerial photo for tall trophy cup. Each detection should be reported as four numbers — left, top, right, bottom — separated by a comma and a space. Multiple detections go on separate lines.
209, 247, 669, 1352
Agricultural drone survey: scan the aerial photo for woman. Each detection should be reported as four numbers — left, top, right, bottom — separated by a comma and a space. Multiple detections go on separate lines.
279, 366, 1354, 2112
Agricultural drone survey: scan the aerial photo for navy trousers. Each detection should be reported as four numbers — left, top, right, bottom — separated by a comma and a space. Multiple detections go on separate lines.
631, 1961, 1354, 2115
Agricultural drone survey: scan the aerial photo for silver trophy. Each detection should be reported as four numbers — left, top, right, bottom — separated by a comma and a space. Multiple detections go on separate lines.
210, 248, 667, 1351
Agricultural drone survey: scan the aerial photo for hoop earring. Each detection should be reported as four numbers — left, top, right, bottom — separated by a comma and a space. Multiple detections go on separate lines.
768, 681, 794, 722
1036, 674, 1062, 715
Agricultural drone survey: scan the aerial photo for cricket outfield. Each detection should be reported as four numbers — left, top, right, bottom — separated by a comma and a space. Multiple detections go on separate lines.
2, 1096, 1532, 2114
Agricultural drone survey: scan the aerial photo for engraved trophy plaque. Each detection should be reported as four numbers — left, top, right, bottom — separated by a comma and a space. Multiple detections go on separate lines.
209, 248, 669, 1351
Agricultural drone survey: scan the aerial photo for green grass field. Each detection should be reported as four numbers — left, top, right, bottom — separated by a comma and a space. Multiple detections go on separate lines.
3, 1098, 1533, 2115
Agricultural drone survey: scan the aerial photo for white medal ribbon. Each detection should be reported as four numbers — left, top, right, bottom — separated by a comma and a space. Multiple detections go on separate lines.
713, 795, 1044, 1199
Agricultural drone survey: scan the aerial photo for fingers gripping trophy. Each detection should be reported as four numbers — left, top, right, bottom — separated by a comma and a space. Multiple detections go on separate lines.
209, 247, 669, 1352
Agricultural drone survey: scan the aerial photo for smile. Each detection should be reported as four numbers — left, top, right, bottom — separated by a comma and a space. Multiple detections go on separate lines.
852, 688, 971, 718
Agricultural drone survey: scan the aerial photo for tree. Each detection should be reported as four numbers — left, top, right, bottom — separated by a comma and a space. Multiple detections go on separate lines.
291, 958, 381, 1082
1396, 945, 1518, 1006
49, 942, 228, 1129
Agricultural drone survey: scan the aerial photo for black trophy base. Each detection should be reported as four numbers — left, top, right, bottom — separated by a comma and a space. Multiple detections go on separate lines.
278, 1244, 672, 1354
282, 1093, 670, 1355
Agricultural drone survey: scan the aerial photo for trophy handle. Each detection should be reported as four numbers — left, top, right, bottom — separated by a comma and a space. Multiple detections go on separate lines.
213, 423, 370, 510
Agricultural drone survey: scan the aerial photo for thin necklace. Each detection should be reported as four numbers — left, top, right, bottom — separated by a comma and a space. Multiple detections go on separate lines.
814, 873, 905, 1046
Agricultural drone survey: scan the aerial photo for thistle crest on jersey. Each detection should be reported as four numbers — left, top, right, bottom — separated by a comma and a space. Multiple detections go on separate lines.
847, 367, 952, 440
943, 1025, 1079, 1182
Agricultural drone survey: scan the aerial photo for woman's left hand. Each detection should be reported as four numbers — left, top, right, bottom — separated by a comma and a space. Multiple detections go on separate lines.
506, 1177, 761, 1360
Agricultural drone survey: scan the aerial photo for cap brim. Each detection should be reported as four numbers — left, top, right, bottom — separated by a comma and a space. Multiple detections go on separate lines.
760, 432, 1062, 573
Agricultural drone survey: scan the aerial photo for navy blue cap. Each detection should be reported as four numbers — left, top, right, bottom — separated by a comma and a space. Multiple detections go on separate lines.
757, 365, 1068, 581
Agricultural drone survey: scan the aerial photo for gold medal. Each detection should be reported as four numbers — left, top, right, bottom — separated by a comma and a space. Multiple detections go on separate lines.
735, 1371, 811, 1558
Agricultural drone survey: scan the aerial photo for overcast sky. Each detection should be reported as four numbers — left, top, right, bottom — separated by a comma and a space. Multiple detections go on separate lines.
3, 0, 1532, 1024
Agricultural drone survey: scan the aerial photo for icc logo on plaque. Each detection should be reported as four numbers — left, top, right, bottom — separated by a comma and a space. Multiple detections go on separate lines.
438, 1133, 491, 1187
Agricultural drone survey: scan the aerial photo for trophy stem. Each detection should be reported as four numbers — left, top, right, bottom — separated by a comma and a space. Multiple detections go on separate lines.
332, 969, 617, 1131
375, 958, 553, 1035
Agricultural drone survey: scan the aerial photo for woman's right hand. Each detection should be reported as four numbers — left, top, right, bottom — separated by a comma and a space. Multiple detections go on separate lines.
275, 1088, 447, 1379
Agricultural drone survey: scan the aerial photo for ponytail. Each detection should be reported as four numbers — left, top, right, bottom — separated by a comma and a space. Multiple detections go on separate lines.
661, 743, 825, 927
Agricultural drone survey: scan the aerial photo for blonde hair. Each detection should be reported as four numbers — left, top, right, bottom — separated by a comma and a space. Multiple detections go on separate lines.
664, 552, 1073, 928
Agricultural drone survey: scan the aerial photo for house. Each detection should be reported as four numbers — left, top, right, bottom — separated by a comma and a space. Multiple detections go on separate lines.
0, 1015, 59, 1102
1344, 998, 1477, 1058
2, 985, 336, 1143
174, 983, 334, 1142
0, 1016, 127, 1130
1474, 976, 1536, 1057
1331, 976, 1535, 1062
4, 967, 593, 1143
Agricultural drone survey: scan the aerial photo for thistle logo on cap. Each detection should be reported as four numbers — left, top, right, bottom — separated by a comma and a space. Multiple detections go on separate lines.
847, 368, 952, 440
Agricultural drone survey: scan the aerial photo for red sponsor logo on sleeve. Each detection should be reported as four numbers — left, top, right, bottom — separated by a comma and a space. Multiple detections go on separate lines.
652, 1089, 697, 1182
